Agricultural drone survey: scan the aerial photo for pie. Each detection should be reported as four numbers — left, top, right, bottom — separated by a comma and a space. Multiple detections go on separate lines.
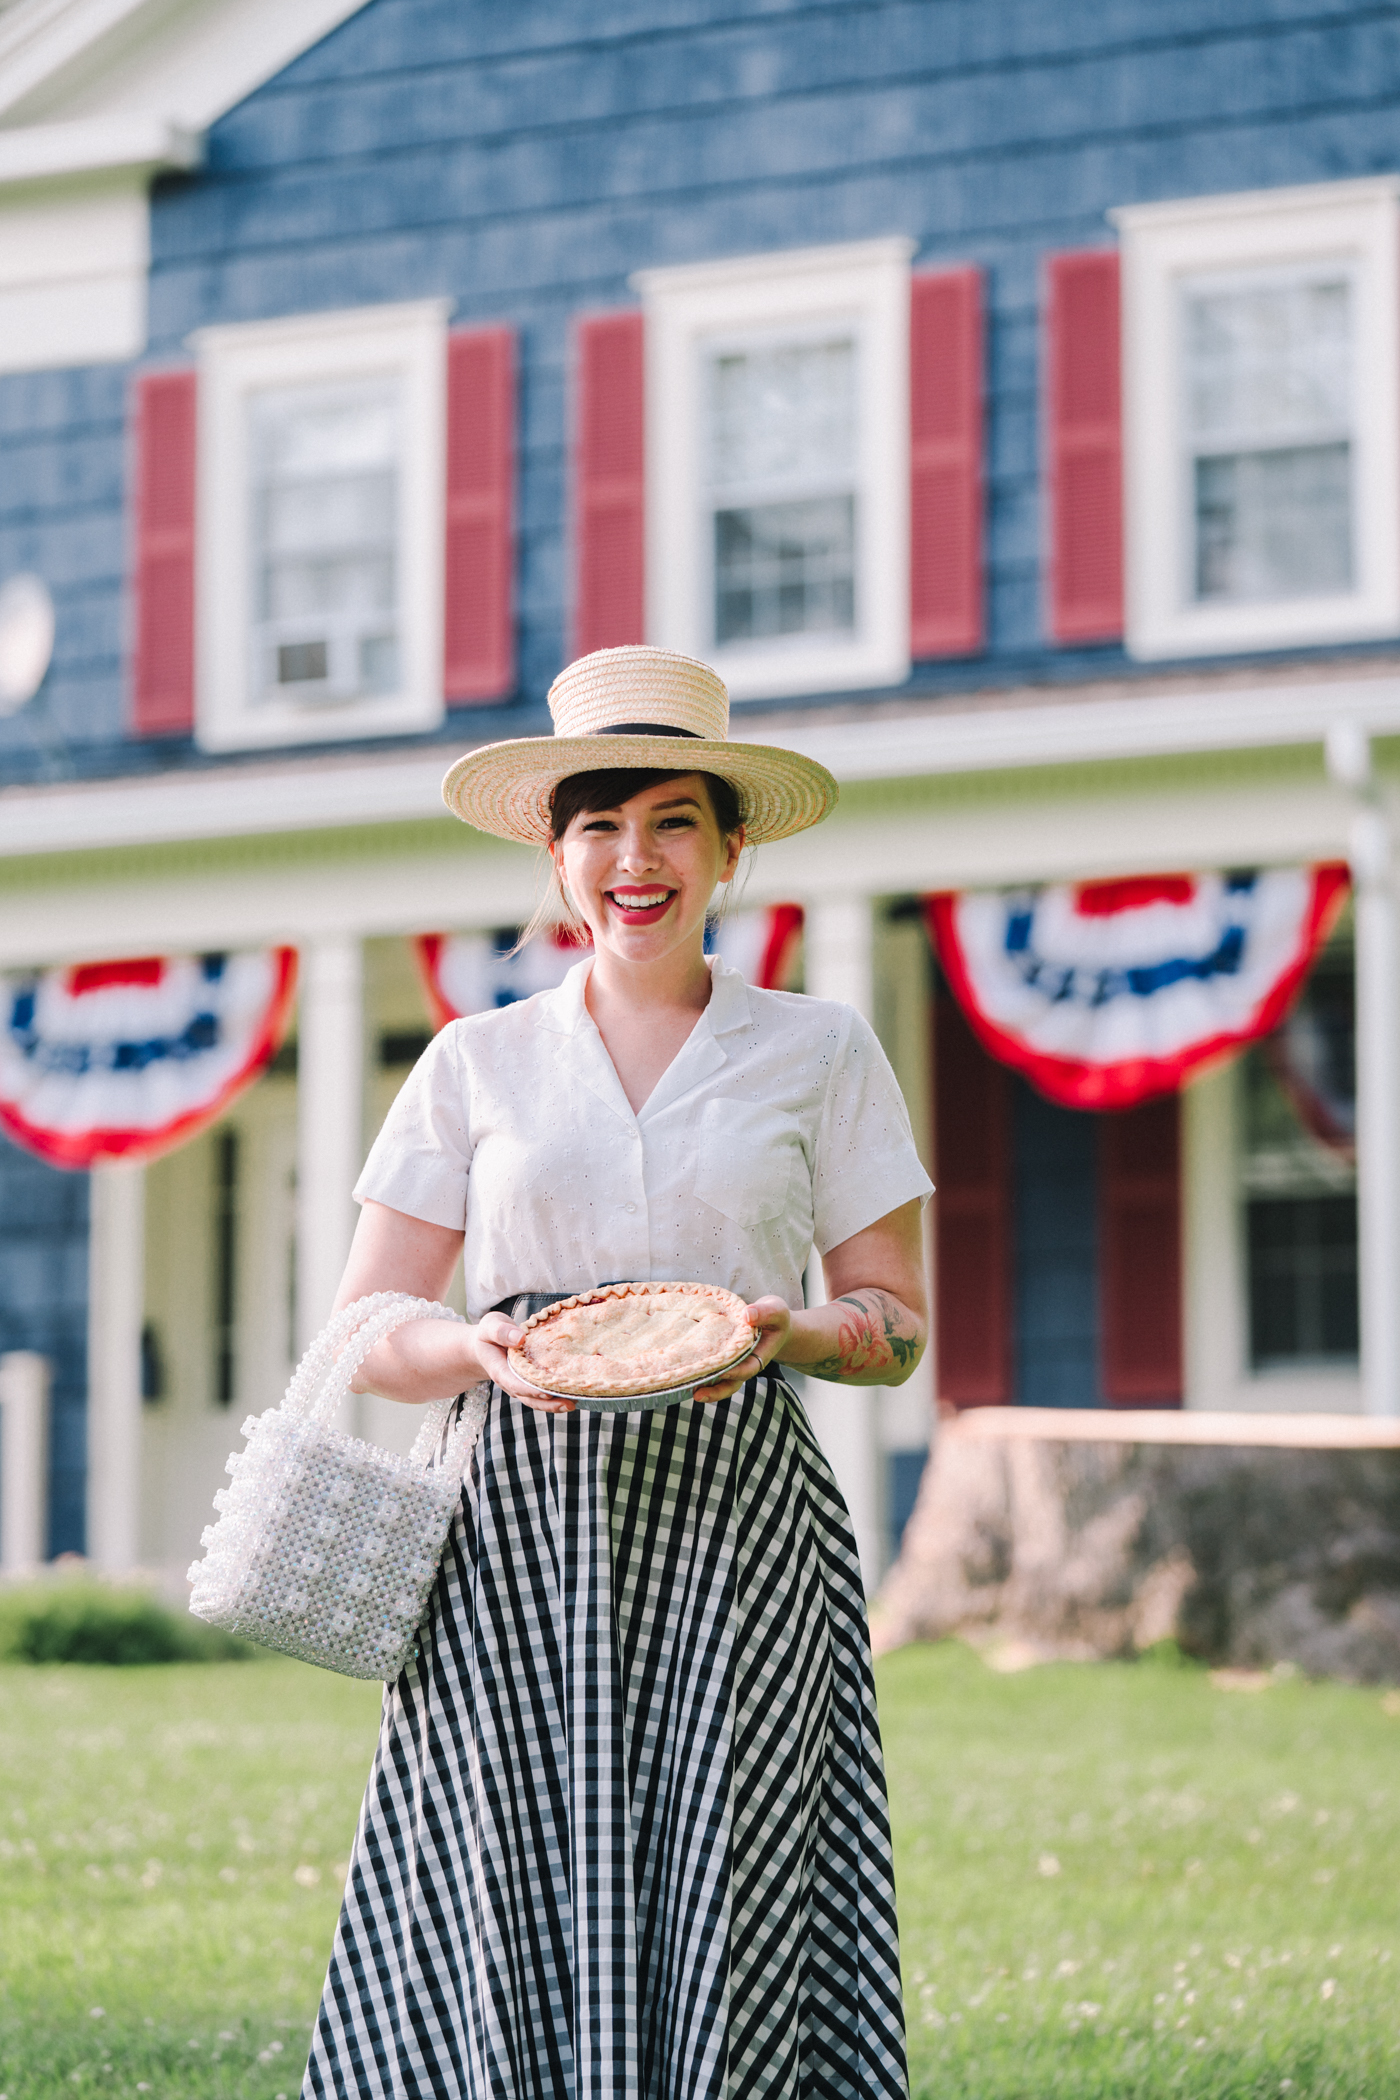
508, 1282, 756, 1399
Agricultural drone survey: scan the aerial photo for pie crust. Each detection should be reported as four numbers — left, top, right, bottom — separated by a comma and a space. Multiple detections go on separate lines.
508, 1282, 757, 1399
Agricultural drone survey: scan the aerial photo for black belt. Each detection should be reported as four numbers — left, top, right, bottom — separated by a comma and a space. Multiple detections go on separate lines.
494, 1289, 582, 1325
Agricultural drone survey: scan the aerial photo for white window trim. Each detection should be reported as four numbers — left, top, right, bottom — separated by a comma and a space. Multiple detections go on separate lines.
633, 237, 913, 702
1113, 176, 1400, 662
192, 298, 449, 754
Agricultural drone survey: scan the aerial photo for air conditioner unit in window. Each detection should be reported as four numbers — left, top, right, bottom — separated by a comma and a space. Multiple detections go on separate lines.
258, 617, 399, 708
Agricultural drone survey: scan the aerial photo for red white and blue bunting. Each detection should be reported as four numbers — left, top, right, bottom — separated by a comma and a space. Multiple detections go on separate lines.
415, 929, 590, 1028
0, 950, 297, 1170
926, 866, 1349, 1111
710, 903, 804, 991
417, 904, 805, 1025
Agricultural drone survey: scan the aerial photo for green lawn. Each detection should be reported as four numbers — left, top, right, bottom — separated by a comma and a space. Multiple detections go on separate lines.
0, 1646, 1397, 2099
884, 1645, 1400, 2100
0, 1659, 382, 2100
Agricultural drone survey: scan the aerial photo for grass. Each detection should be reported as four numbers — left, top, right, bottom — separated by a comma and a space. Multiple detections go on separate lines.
0, 1659, 382, 2100
884, 1644, 1400, 2100
0, 1646, 1397, 2098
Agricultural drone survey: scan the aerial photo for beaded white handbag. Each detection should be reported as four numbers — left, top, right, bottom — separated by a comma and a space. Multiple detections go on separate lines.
187, 1292, 487, 1681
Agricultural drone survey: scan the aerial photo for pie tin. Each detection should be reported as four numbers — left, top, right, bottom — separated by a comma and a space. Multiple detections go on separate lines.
528, 1338, 759, 1412
509, 1286, 757, 1412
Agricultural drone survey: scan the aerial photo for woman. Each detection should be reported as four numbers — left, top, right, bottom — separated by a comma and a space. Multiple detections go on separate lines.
303, 646, 932, 2100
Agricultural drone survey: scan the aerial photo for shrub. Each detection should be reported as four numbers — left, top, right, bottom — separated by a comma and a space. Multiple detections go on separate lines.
0, 1578, 252, 1665
1135, 1635, 1204, 1670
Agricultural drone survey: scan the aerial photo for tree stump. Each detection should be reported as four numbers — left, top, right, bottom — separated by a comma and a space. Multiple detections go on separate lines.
874, 1409, 1400, 1683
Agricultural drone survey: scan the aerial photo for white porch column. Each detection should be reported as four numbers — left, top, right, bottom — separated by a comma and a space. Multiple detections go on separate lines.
1351, 811, 1400, 1417
801, 895, 886, 1593
295, 936, 365, 1352
0, 1351, 51, 1569
1181, 1065, 1246, 1411
86, 1161, 145, 1570
1327, 723, 1400, 1418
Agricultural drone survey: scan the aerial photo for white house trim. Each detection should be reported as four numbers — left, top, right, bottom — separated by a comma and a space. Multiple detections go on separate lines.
783, 672, 1400, 782
1110, 175, 1400, 238
0, 113, 198, 183
1113, 176, 1400, 661
0, 0, 373, 129
0, 169, 153, 370
0, 750, 458, 858
0, 768, 1366, 970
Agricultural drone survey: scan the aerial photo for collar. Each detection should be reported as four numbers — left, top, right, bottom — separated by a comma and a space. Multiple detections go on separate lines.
535, 957, 593, 1036
535, 951, 754, 1038
703, 952, 755, 1037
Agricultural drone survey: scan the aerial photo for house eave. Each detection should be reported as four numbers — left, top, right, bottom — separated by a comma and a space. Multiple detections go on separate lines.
3, 671, 1397, 865
0, 111, 199, 187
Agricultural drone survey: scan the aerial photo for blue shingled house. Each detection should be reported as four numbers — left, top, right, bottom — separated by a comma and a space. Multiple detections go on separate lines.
0, 0, 1395, 1592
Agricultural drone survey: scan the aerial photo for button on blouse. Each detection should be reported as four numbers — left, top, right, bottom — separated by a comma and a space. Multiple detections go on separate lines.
354, 955, 932, 1321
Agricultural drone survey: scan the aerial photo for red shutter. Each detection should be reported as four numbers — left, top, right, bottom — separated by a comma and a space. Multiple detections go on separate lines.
1099, 1097, 1182, 1405
572, 310, 645, 656
910, 267, 983, 657
131, 370, 197, 737
1045, 250, 1123, 643
933, 980, 1013, 1406
444, 325, 516, 703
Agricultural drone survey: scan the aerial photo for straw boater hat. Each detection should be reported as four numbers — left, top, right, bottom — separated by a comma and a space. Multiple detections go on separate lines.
441, 645, 838, 844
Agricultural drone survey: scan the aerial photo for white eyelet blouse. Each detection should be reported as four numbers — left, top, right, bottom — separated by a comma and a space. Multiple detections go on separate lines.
354, 955, 932, 1320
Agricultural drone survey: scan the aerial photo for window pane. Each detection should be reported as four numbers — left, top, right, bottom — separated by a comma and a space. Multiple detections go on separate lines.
1241, 946, 1357, 1369
1247, 1194, 1358, 1367
1183, 272, 1353, 606
709, 338, 855, 494
1186, 278, 1351, 446
1195, 443, 1352, 602
714, 494, 855, 642
248, 378, 400, 705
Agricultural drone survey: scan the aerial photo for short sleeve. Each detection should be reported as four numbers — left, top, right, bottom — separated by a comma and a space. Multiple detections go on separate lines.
353, 1026, 473, 1231
811, 1009, 933, 1254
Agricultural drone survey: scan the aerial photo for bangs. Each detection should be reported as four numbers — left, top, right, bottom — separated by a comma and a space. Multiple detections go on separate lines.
549, 768, 743, 839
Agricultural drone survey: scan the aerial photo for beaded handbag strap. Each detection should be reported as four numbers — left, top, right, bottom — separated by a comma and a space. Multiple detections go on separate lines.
287, 1292, 467, 1439
407, 1383, 490, 1475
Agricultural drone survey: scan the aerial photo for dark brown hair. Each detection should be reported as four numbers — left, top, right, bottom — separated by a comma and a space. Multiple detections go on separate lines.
548, 766, 743, 842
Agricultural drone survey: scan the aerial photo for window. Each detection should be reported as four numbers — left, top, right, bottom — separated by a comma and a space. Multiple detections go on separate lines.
709, 335, 857, 646
634, 239, 912, 701
250, 378, 401, 708
1240, 948, 1357, 1370
1113, 178, 1400, 659
193, 301, 449, 751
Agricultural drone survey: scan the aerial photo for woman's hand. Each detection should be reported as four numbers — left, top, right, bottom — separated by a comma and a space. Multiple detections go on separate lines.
471, 1311, 575, 1415
692, 1295, 791, 1403
331, 1207, 574, 1414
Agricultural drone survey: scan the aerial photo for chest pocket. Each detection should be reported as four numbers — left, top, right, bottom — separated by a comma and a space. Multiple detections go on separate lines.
694, 1098, 801, 1225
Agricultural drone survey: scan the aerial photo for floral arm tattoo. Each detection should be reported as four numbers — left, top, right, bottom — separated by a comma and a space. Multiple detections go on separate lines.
803, 1289, 923, 1384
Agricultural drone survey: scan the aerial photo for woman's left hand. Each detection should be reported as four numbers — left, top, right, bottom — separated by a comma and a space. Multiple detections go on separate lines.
692, 1295, 791, 1404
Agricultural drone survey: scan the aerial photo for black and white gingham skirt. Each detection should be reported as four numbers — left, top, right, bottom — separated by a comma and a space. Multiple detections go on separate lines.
302, 1372, 908, 2100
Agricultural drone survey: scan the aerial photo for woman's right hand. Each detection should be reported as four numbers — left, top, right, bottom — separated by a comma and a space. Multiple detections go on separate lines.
471, 1311, 576, 1414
